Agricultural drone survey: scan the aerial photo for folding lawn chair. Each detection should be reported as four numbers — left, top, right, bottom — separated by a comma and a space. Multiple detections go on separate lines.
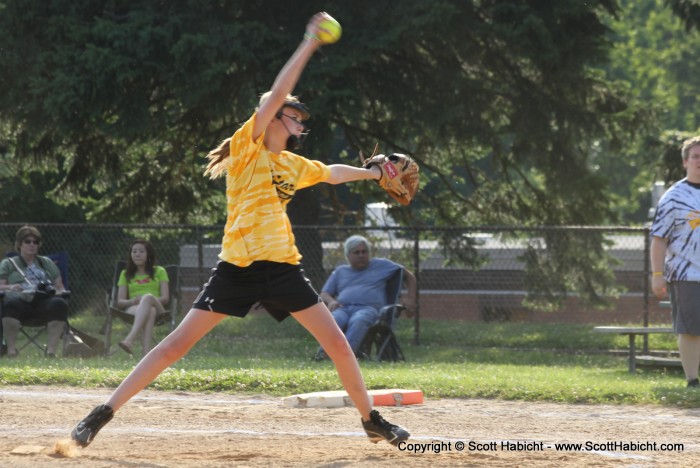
103, 261, 180, 355
0, 251, 71, 356
357, 268, 407, 362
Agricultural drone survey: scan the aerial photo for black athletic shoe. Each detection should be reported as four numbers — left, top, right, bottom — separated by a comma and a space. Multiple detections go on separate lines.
362, 410, 410, 446
688, 378, 700, 388
71, 404, 114, 447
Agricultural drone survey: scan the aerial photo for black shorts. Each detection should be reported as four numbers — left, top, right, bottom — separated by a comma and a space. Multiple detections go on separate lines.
1, 295, 69, 322
192, 260, 321, 322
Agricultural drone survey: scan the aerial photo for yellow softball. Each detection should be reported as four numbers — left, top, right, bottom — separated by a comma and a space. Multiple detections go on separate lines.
317, 17, 342, 44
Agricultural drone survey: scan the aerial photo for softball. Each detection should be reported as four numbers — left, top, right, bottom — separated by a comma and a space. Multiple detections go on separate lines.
317, 17, 342, 44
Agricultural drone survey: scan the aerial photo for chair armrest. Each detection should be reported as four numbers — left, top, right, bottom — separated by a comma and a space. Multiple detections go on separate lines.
109, 305, 125, 314
378, 303, 405, 325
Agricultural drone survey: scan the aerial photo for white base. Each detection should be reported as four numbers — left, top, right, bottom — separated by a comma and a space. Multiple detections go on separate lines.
282, 389, 423, 408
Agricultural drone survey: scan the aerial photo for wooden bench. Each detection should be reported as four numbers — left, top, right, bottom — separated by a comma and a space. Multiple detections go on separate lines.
634, 355, 682, 368
593, 326, 674, 373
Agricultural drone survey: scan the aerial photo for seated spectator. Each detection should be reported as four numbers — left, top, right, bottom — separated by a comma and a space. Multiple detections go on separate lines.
116, 239, 169, 356
320, 235, 416, 356
0, 225, 69, 358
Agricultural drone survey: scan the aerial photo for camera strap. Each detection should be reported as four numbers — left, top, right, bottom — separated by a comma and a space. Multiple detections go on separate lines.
7, 256, 34, 288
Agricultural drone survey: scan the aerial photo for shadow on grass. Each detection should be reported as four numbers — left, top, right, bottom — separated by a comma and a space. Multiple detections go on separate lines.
10, 314, 676, 377
404, 320, 678, 351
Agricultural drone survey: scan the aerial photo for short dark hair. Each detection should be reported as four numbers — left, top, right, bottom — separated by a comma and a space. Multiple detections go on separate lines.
681, 136, 700, 161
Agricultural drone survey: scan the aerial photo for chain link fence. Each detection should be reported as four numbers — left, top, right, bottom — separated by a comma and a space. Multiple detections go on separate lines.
0, 223, 665, 344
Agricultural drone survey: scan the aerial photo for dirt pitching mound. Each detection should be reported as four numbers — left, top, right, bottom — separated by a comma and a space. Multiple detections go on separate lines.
1, 385, 698, 467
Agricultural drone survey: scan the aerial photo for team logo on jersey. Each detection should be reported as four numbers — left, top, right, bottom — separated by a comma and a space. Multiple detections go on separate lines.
687, 210, 700, 230
272, 173, 296, 201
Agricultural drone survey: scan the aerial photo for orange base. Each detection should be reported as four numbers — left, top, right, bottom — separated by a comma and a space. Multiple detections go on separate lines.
369, 389, 424, 406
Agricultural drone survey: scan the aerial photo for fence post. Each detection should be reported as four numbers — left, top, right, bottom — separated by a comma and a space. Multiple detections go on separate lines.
413, 228, 420, 346
643, 228, 650, 354
196, 226, 205, 285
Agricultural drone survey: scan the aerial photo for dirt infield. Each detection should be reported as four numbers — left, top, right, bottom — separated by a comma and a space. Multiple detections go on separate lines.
1, 385, 699, 467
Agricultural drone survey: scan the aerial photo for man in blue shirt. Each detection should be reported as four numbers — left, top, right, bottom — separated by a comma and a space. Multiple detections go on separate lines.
320, 235, 416, 356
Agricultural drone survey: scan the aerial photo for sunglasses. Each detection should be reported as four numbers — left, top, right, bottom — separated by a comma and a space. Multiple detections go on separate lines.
23, 238, 40, 245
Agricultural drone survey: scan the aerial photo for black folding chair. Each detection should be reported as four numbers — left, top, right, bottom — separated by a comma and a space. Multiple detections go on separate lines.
357, 269, 406, 362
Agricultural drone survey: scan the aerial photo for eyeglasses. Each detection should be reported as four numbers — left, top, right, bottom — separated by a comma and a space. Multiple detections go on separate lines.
279, 113, 307, 130
23, 238, 40, 245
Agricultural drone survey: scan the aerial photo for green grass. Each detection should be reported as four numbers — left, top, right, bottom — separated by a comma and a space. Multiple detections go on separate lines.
1, 314, 696, 407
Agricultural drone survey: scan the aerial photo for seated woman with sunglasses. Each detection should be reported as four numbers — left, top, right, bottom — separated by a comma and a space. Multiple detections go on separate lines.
0, 225, 69, 358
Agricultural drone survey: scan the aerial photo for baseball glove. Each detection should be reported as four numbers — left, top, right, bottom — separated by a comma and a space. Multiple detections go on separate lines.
362, 149, 420, 205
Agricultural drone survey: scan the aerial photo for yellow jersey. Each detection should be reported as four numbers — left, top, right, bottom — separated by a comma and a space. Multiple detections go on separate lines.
219, 114, 330, 266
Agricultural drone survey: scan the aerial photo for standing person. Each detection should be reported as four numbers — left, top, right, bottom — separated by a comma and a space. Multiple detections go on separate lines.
70, 12, 410, 448
320, 235, 416, 356
116, 239, 170, 357
651, 136, 700, 387
0, 226, 68, 358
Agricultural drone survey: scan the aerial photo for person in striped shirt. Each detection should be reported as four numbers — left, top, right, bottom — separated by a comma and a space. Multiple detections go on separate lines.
651, 136, 700, 387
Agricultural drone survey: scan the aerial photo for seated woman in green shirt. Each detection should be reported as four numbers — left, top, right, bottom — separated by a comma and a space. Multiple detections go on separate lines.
117, 239, 169, 356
